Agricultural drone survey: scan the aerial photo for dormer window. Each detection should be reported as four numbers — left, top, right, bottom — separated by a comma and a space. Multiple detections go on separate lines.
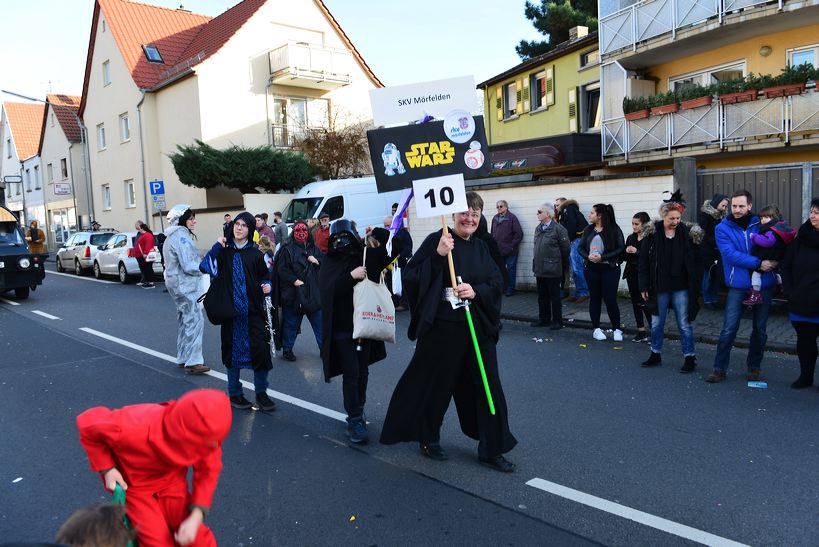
143, 45, 164, 64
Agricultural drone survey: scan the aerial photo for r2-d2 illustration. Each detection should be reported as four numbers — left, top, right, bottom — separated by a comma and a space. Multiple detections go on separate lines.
382, 143, 406, 176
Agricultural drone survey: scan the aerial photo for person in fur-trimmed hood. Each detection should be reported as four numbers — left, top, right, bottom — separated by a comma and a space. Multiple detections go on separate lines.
697, 194, 728, 309
638, 194, 704, 373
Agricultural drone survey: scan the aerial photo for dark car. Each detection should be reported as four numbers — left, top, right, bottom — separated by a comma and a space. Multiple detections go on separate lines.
0, 206, 47, 299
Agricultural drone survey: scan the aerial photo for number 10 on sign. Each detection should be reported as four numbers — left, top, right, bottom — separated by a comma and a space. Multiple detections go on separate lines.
412, 174, 467, 219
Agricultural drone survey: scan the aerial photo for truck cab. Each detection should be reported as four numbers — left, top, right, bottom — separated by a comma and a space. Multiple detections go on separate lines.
0, 206, 47, 299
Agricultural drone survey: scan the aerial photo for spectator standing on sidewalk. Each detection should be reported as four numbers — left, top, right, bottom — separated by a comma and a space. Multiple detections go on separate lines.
531, 204, 570, 329
255, 214, 274, 241
781, 198, 819, 389
134, 222, 156, 288
706, 190, 777, 383
272, 211, 288, 252
491, 200, 523, 296
222, 213, 232, 238
25, 220, 45, 254
556, 198, 590, 303
578, 203, 625, 342
697, 194, 728, 309
621, 212, 652, 342
313, 212, 331, 254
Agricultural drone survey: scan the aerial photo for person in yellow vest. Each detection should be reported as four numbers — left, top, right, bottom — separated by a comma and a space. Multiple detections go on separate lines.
26, 220, 46, 254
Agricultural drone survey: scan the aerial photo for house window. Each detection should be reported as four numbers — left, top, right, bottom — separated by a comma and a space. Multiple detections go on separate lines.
60, 158, 68, 179
670, 61, 745, 92
789, 44, 818, 68
26, 169, 32, 191
50, 113, 55, 127
580, 49, 600, 68
47, 163, 54, 182
102, 60, 111, 86
271, 96, 330, 147
101, 19, 106, 33
503, 82, 517, 118
124, 179, 136, 209
34, 165, 41, 189
102, 184, 111, 210
530, 72, 547, 110
142, 45, 164, 64
5, 137, 10, 158
97, 123, 106, 151
581, 82, 601, 132
321, 196, 344, 220
119, 113, 130, 142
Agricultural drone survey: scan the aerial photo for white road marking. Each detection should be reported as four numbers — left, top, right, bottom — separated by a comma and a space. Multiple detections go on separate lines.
48, 270, 114, 284
526, 478, 750, 547
79, 327, 346, 422
32, 310, 60, 320
0, 297, 21, 306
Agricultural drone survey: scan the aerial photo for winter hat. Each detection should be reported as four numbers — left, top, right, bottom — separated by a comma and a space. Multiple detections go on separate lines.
710, 193, 728, 208
370, 227, 390, 247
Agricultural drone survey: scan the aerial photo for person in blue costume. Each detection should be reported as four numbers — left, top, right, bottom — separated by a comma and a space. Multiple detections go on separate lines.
202, 211, 275, 411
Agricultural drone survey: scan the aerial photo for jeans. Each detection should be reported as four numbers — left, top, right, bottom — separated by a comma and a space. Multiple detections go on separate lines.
536, 276, 562, 324
650, 290, 695, 356
227, 367, 269, 397
503, 254, 518, 294
713, 287, 773, 372
701, 268, 718, 305
584, 263, 621, 330
570, 239, 589, 296
282, 304, 323, 352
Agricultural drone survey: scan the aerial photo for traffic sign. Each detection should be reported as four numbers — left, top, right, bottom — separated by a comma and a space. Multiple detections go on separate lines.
153, 198, 166, 211
149, 180, 165, 196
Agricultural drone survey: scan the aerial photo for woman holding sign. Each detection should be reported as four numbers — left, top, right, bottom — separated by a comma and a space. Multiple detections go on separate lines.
380, 192, 517, 472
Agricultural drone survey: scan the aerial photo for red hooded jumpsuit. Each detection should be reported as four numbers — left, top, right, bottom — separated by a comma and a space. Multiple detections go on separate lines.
77, 389, 231, 547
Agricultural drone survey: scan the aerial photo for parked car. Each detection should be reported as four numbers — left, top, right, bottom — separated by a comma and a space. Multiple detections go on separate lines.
93, 232, 163, 284
0, 205, 47, 299
56, 230, 116, 275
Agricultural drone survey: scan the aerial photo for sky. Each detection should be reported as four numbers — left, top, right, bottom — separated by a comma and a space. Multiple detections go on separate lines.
0, 0, 542, 102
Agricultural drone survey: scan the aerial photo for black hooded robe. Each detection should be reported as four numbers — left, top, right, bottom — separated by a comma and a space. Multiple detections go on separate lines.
379, 229, 517, 458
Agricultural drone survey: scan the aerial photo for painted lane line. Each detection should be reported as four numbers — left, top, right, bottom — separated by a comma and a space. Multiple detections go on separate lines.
526, 478, 749, 547
0, 297, 21, 306
32, 310, 60, 320
48, 270, 114, 284
79, 327, 346, 422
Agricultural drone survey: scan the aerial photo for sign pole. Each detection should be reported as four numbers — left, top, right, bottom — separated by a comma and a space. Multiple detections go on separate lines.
440, 215, 496, 415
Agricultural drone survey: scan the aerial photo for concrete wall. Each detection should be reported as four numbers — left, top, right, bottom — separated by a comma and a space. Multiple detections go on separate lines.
407, 174, 674, 290
243, 193, 295, 217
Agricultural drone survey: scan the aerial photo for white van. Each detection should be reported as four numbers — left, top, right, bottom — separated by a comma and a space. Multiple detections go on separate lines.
282, 177, 406, 236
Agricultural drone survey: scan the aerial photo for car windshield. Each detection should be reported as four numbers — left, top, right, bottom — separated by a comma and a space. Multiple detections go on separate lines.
284, 198, 322, 224
90, 233, 114, 246
0, 222, 25, 246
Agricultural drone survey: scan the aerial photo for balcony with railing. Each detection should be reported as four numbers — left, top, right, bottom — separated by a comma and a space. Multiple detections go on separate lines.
602, 88, 819, 161
269, 42, 354, 90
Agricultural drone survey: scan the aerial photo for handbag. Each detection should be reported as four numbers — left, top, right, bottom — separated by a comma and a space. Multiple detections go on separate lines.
296, 264, 322, 315
353, 248, 396, 343
199, 258, 238, 325
145, 246, 160, 263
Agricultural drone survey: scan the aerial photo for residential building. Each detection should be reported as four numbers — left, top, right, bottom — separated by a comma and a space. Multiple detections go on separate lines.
38, 94, 90, 250
1, 102, 46, 227
477, 28, 602, 177
80, 0, 381, 236
599, 0, 819, 221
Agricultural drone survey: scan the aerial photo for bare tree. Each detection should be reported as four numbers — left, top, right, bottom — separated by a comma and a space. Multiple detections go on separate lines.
293, 110, 372, 180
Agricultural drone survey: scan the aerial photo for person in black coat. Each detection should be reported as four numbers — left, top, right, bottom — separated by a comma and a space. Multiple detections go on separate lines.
697, 194, 728, 309
620, 212, 652, 342
781, 199, 819, 388
319, 222, 392, 443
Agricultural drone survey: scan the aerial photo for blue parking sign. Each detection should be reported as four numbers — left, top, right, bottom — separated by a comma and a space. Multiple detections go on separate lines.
149, 180, 165, 196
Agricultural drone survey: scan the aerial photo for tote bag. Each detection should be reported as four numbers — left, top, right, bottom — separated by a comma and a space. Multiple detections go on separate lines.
352, 248, 396, 343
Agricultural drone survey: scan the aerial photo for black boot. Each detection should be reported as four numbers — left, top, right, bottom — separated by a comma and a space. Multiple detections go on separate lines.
791, 376, 813, 389
680, 355, 697, 374
641, 352, 662, 368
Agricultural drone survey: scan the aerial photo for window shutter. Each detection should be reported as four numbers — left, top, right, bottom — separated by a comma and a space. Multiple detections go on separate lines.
522, 77, 530, 113
515, 79, 523, 115
496, 87, 503, 121
546, 66, 555, 106
568, 87, 578, 133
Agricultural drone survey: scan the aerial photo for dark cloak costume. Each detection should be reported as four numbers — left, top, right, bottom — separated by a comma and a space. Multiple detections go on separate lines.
379, 229, 517, 458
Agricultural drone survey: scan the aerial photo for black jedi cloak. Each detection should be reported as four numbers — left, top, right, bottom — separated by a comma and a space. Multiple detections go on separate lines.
379, 229, 517, 457
319, 246, 392, 382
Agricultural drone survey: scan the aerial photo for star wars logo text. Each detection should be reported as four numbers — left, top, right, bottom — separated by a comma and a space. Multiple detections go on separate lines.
404, 141, 455, 169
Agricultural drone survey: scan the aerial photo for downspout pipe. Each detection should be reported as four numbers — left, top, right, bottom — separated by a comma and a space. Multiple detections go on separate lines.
136, 91, 151, 229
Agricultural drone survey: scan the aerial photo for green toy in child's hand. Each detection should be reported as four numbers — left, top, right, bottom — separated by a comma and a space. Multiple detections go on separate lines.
112, 484, 138, 546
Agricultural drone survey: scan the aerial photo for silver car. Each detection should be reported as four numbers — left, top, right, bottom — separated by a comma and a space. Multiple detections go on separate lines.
93, 232, 164, 284
56, 231, 116, 275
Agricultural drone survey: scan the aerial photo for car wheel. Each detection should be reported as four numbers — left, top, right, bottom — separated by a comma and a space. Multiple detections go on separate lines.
74, 259, 84, 276
118, 263, 132, 284
93, 262, 102, 279
14, 287, 30, 299
56, 257, 65, 272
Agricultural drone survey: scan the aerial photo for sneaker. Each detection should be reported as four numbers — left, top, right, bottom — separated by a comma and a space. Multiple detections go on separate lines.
706, 370, 727, 383
641, 352, 662, 368
632, 331, 648, 343
347, 417, 369, 444
612, 329, 624, 342
746, 369, 762, 382
592, 328, 607, 341
230, 395, 253, 409
742, 289, 763, 306
184, 364, 210, 375
420, 441, 448, 461
136, 282, 145, 287
282, 350, 296, 362
142, 282, 155, 289
680, 355, 697, 373
255, 392, 276, 412
478, 455, 516, 473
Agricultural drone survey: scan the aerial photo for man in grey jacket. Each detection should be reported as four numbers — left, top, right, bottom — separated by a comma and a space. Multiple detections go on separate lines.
532, 204, 570, 329
272, 211, 288, 252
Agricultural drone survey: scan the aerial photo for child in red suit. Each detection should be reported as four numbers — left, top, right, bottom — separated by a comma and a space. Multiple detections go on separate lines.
76, 389, 231, 547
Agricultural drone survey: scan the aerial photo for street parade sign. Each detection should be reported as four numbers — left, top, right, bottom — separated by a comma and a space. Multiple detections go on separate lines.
369, 75, 478, 127
412, 173, 467, 219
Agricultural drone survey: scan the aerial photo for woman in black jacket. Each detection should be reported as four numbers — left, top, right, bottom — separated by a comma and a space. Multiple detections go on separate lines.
697, 194, 727, 309
781, 198, 819, 389
621, 212, 651, 342
578, 203, 626, 342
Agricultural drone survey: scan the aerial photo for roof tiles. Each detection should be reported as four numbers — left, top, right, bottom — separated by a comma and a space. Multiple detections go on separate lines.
46, 94, 82, 143
4, 102, 46, 161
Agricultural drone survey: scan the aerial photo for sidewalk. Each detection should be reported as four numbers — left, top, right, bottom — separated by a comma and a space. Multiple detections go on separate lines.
501, 291, 797, 354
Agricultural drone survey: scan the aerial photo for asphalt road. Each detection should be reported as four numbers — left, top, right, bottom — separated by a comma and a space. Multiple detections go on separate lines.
1, 266, 817, 546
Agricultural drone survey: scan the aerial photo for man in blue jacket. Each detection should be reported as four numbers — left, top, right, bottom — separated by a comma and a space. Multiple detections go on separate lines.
706, 190, 778, 383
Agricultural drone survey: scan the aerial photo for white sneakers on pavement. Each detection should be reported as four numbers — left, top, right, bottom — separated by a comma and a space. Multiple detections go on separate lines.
592, 328, 607, 341
613, 329, 624, 342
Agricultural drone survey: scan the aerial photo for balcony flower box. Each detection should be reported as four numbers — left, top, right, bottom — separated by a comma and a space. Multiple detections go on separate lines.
680, 95, 713, 110
762, 83, 806, 99
650, 103, 679, 116
624, 109, 650, 121
719, 90, 758, 105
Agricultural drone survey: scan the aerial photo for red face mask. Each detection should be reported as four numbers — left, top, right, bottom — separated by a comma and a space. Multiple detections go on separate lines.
293, 225, 308, 243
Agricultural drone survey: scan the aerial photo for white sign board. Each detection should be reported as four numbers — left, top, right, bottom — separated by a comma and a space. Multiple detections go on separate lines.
153, 198, 166, 211
412, 174, 467, 219
369, 76, 478, 127
54, 182, 71, 195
